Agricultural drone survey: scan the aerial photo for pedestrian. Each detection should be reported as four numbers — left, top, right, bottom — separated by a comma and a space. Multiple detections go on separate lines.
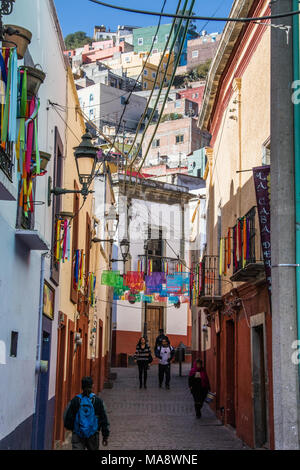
155, 338, 175, 389
188, 359, 210, 418
134, 336, 153, 389
63, 376, 110, 450
154, 328, 169, 350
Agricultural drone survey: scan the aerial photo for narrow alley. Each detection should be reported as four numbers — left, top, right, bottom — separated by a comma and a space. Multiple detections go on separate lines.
62, 364, 248, 451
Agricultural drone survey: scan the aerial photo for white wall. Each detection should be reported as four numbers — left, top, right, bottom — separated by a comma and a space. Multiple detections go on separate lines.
114, 192, 189, 336
0, 0, 67, 443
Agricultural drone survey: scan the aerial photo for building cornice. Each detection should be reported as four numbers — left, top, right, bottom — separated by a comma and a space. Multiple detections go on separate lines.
198, 0, 257, 132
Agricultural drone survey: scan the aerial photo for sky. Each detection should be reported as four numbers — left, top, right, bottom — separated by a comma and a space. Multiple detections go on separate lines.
54, 0, 234, 39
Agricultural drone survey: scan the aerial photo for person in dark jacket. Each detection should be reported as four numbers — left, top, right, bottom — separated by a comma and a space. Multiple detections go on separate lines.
134, 336, 152, 389
64, 376, 110, 450
154, 328, 169, 350
155, 338, 175, 389
188, 359, 210, 418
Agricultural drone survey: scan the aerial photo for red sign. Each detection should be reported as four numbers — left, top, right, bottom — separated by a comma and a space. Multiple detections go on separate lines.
253, 165, 271, 295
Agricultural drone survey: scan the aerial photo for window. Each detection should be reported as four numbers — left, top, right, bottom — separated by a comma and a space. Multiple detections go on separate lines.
152, 139, 160, 148
192, 50, 199, 58
89, 93, 94, 102
51, 127, 64, 286
165, 34, 169, 42
144, 82, 147, 89
152, 49, 158, 54
89, 109, 94, 119
152, 72, 156, 79
175, 100, 181, 108
152, 35, 158, 44
10, 331, 18, 358
138, 38, 143, 46
144, 69, 148, 76
70, 181, 80, 304
176, 134, 184, 144
163, 63, 167, 70
125, 55, 131, 63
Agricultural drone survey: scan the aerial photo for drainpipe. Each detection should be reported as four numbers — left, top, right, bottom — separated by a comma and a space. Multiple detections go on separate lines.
31, 251, 48, 449
293, 0, 300, 375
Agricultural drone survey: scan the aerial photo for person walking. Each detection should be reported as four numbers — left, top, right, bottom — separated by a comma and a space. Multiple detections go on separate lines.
134, 336, 153, 389
155, 338, 175, 389
154, 328, 169, 350
64, 376, 110, 450
188, 359, 210, 418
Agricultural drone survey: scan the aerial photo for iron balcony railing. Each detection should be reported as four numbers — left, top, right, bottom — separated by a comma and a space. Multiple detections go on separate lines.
0, 143, 13, 181
232, 206, 256, 275
200, 255, 221, 298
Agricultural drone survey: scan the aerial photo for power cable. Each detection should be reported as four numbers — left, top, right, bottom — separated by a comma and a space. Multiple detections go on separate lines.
127, 0, 188, 174
88, 0, 300, 22
125, 0, 183, 160
134, 0, 196, 178
106, 0, 168, 171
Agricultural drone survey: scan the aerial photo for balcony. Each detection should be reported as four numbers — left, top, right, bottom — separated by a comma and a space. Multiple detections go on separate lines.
0, 143, 16, 201
230, 206, 265, 282
199, 255, 222, 309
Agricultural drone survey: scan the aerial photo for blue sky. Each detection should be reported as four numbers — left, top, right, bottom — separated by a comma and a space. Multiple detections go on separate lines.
54, 0, 234, 39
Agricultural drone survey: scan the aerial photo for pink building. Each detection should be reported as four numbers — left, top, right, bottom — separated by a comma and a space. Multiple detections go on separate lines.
177, 84, 205, 107
82, 42, 132, 64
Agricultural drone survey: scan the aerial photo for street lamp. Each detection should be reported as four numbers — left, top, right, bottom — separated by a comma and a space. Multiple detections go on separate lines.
110, 237, 130, 274
48, 129, 99, 205
120, 238, 130, 262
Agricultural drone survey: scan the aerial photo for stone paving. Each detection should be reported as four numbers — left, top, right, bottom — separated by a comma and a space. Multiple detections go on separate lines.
62, 363, 249, 451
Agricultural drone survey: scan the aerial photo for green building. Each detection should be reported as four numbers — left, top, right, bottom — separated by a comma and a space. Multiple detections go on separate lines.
133, 23, 188, 65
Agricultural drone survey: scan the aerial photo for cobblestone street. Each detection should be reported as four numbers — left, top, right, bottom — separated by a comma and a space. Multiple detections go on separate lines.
62, 364, 249, 450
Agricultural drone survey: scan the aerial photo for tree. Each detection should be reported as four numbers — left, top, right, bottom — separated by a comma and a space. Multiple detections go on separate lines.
64, 31, 93, 50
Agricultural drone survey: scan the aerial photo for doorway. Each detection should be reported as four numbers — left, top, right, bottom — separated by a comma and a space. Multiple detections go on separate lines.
252, 323, 268, 447
53, 315, 66, 443
145, 306, 163, 351
226, 320, 235, 427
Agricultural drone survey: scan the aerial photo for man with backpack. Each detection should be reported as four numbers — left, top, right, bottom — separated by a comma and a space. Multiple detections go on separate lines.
155, 337, 175, 389
64, 376, 110, 450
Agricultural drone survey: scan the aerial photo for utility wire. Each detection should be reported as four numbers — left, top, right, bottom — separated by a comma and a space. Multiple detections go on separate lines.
107, 0, 168, 171
88, 0, 300, 22
125, 0, 183, 160
135, 0, 196, 179
127, 0, 187, 173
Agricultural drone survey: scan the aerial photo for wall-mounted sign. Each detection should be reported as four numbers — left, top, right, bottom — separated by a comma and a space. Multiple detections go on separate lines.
43, 281, 55, 320
253, 165, 271, 297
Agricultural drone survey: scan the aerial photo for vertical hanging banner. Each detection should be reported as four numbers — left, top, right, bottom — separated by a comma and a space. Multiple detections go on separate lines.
253, 165, 271, 295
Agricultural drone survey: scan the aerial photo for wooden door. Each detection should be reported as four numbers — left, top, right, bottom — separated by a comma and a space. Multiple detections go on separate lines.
226, 320, 236, 427
53, 315, 66, 443
146, 307, 163, 352
252, 324, 268, 447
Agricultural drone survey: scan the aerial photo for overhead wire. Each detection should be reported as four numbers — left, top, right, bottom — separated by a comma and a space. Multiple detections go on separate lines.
134, 0, 196, 181
106, 0, 168, 175
129, 0, 224, 176
127, 0, 188, 175
125, 0, 183, 162
88, 0, 300, 22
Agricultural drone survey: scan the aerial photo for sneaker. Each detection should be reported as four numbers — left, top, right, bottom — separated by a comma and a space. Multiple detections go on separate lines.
166, 384, 170, 390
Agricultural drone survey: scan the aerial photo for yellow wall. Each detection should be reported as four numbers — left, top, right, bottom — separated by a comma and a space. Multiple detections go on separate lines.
204, 24, 270, 295
59, 67, 112, 379
121, 51, 174, 90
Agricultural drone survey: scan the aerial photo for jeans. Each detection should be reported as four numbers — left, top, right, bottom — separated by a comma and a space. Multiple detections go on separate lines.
137, 360, 148, 386
159, 363, 171, 386
71, 431, 99, 450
